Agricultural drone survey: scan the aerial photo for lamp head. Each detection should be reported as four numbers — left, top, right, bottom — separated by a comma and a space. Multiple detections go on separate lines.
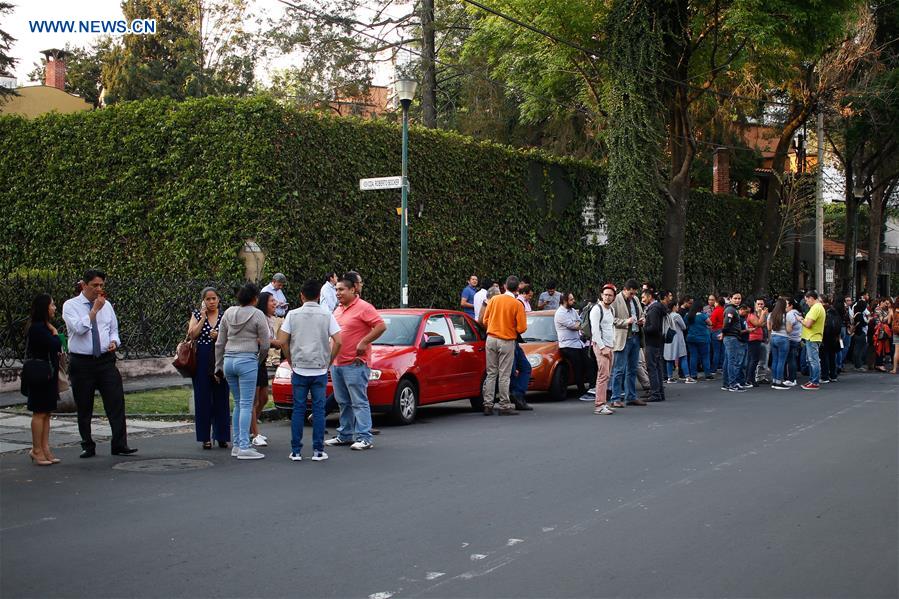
395, 78, 417, 108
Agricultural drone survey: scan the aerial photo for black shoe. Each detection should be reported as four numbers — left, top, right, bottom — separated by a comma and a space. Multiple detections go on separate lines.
217, 441, 229, 449
79, 448, 96, 459
202, 442, 212, 450
511, 394, 533, 411
371, 428, 381, 436
111, 447, 138, 456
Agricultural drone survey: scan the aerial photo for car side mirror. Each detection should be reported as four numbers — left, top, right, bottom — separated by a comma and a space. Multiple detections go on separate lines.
423, 334, 446, 347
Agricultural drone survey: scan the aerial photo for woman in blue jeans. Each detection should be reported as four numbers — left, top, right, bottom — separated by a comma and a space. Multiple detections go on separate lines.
784, 298, 803, 385
685, 302, 712, 380
214, 284, 270, 460
768, 298, 791, 389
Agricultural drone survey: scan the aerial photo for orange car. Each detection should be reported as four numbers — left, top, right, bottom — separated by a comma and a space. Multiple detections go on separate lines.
520, 310, 588, 400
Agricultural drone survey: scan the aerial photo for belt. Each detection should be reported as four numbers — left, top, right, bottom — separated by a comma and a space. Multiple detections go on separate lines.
70, 352, 113, 359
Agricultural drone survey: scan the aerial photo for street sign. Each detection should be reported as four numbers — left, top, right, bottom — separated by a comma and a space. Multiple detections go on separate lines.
360, 176, 402, 190
825, 268, 834, 283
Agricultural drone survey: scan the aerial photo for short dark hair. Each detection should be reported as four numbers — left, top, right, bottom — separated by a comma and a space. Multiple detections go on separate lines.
83, 268, 106, 284
624, 279, 640, 291
325, 271, 337, 280
301, 279, 320, 301
337, 275, 357, 289
804, 290, 819, 300
519, 284, 532, 295
236, 283, 259, 306
547, 279, 557, 289
739, 303, 751, 310
29, 293, 53, 325
482, 278, 494, 290
344, 271, 361, 284
505, 275, 520, 293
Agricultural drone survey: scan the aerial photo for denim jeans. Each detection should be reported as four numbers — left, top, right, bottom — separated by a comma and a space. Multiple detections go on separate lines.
711, 334, 724, 371
687, 341, 711, 378
291, 372, 327, 454
723, 337, 746, 389
770, 335, 789, 384
838, 327, 851, 368
224, 352, 259, 450
722, 337, 730, 387
665, 357, 688, 379
611, 335, 640, 402
786, 340, 801, 382
805, 341, 821, 384
331, 363, 373, 443
800, 342, 809, 375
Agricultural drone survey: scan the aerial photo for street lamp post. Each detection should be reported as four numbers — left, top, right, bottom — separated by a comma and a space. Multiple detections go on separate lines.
395, 78, 417, 308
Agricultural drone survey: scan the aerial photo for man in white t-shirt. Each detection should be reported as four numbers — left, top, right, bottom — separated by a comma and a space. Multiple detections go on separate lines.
473, 278, 495, 321
590, 284, 617, 414
277, 279, 342, 462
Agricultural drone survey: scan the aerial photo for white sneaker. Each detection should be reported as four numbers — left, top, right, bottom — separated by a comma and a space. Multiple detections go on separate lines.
288, 452, 302, 461
237, 448, 265, 460
593, 404, 615, 415
255, 434, 268, 442
252, 435, 268, 447
231, 445, 239, 457
783, 380, 797, 387
324, 437, 353, 447
684, 377, 697, 384
350, 439, 373, 451
311, 451, 329, 461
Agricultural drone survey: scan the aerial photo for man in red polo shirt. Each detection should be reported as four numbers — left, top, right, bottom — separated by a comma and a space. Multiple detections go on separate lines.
324, 274, 386, 451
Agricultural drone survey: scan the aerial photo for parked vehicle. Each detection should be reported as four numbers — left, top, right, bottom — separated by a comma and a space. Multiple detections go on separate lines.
520, 310, 577, 401
272, 309, 487, 424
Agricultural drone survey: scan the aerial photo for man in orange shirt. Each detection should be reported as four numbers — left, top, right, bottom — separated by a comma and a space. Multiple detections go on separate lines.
481, 275, 528, 415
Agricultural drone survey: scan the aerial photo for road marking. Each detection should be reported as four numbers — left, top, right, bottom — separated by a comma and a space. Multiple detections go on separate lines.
425, 572, 445, 580
469, 554, 487, 561
369, 592, 393, 599
506, 538, 523, 546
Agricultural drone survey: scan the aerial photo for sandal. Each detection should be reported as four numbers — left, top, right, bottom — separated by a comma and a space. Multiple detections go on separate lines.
202, 442, 212, 450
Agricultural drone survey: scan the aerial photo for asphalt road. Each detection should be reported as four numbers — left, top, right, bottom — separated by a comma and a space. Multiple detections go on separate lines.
1, 372, 897, 599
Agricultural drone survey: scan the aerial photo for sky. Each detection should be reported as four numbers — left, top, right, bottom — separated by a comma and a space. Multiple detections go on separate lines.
4, 0, 397, 87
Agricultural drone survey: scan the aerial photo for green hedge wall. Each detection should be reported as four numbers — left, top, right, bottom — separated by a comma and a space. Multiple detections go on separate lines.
0, 96, 789, 308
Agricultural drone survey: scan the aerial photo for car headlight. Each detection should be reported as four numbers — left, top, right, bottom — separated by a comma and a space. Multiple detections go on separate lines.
275, 366, 292, 380
369, 369, 382, 381
527, 354, 543, 368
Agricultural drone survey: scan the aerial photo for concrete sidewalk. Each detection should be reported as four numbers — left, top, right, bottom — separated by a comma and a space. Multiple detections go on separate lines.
0, 374, 190, 408
0, 411, 193, 454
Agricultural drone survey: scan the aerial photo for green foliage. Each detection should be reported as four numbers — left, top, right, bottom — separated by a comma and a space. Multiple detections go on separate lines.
0, 1, 16, 98
0, 96, 788, 311
26, 40, 115, 107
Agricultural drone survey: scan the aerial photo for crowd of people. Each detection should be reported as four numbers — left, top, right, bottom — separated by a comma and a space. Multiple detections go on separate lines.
465, 276, 899, 416
19, 267, 899, 465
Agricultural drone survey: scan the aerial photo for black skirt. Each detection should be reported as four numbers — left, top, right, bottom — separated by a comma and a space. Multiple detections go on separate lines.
26, 324, 60, 413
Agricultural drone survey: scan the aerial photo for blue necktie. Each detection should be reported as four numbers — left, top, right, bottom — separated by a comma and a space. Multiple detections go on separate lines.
88, 301, 102, 357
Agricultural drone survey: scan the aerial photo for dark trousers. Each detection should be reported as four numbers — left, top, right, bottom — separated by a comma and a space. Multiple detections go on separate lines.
747, 340, 762, 385
560, 347, 587, 394
851, 334, 866, 368
645, 344, 666, 401
69, 353, 128, 452
192, 344, 230, 442
821, 346, 839, 381
786, 340, 801, 382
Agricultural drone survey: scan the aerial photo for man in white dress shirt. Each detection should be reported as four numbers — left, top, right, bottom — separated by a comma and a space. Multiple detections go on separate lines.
319, 272, 338, 312
62, 269, 136, 458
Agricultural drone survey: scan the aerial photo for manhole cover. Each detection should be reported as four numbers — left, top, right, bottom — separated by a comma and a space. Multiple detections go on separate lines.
112, 458, 213, 473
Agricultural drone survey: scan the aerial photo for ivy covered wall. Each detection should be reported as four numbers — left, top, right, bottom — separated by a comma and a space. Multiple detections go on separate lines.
0, 96, 789, 308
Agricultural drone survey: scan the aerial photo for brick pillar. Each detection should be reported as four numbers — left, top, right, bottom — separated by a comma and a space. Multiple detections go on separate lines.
44, 57, 66, 91
712, 148, 731, 194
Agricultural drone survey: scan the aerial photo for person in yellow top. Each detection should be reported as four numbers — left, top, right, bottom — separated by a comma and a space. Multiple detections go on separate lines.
800, 290, 826, 390
481, 275, 528, 415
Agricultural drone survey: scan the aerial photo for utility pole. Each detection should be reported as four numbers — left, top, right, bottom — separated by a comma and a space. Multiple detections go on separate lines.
815, 110, 825, 292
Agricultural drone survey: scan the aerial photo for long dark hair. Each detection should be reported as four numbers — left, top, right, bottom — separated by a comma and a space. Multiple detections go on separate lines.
28, 293, 53, 327
769, 298, 787, 331
686, 300, 702, 325
257, 291, 274, 317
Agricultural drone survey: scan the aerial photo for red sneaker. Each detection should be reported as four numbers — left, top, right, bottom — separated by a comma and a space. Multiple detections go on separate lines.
800, 382, 820, 390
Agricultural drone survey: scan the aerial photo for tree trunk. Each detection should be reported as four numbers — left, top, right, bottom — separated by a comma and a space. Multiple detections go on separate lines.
752, 104, 811, 294
841, 167, 859, 297
662, 188, 688, 294
865, 183, 885, 297
420, 0, 437, 128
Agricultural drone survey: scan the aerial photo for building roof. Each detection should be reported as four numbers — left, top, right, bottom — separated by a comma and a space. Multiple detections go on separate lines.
824, 238, 868, 259
0, 85, 91, 118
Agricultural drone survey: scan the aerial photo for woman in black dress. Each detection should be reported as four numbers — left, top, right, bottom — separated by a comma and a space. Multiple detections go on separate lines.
26, 293, 62, 465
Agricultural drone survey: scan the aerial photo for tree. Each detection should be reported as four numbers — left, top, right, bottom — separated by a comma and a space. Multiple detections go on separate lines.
103, 0, 260, 104
27, 40, 115, 107
0, 1, 17, 98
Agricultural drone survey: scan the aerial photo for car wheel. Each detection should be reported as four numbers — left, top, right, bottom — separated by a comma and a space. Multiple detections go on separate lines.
548, 363, 569, 401
391, 379, 418, 425
470, 374, 487, 411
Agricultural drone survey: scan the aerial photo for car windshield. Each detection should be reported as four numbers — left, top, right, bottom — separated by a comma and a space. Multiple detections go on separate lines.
373, 314, 421, 346
521, 315, 558, 343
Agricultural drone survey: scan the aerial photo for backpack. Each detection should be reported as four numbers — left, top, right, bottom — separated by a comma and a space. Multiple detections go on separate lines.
579, 302, 596, 342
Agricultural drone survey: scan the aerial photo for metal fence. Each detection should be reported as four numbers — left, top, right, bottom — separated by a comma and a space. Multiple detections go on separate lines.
1, 274, 245, 370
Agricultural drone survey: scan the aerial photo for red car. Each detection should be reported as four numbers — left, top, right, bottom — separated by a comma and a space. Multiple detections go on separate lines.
272, 309, 487, 424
